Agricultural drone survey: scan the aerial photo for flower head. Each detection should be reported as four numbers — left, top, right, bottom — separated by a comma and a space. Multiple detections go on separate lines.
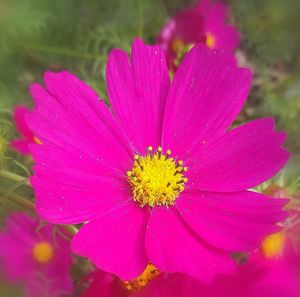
0, 212, 73, 297
11, 105, 42, 155
27, 38, 289, 282
157, 0, 240, 70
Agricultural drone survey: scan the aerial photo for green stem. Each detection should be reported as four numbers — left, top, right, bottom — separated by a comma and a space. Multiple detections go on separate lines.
138, 0, 144, 38
59, 224, 78, 236
162, 0, 172, 16
18, 42, 100, 60
0, 187, 78, 236
0, 169, 30, 186
0, 188, 35, 212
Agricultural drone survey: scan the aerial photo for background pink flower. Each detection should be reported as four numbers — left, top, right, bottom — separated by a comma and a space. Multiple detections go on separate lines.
0, 212, 73, 297
27, 38, 288, 282
11, 105, 41, 155
80, 244, 300, 297
134, 238, 300, 297
133, 257, 300, 297
157, 0, 240, 70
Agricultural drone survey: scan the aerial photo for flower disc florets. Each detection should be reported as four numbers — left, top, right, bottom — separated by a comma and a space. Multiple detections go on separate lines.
127, 146, 188, 207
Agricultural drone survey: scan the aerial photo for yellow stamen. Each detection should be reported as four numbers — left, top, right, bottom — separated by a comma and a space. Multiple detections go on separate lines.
206, 32, 216, 49
171, 39, 195, 67
33, 136, 42, 145
123, 263, 160, 293
261, 232, 285, 259
32, 241, 54, 264
171, 39, 185, 54
127, 146, 188, 207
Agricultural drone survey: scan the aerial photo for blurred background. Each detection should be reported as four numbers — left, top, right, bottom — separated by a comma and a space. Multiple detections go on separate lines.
0, 0, 299, 296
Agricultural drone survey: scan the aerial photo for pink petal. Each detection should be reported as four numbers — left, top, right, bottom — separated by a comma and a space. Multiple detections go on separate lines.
186, 118, 289, 192
106, 38, 170, 154
201, 0, 227, 24
27, 71, 135, 224
162, 44, 252, 159
202, 0, 240, 50
71, 201, 149, 280
203, 251, 300, 297
136, 256, 300, 297
4, 212, 37, 246
28, 72, 132, 168
145, 206, 235, 282
133, 274, 189, 297
246, 258, 300, 297
30, 144, 132, 224
13, 105, 34, 140
10, 139, 32, 154
205, 22, 240, 51
0, 213, 36, 281
79, 270, 126, 297
212, 25, 240, 51
176, 190, 287, 252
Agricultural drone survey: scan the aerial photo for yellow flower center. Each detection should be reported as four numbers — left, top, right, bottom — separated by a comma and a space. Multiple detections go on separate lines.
261, 232, 285, 259
127, 146, 188, 207
171, 39, 195, 67
206, 32, 216, 49
32, 241, 54, 264
123, 263, 160, 293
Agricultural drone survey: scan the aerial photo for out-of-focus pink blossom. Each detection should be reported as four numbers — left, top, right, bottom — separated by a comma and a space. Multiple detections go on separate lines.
0, 212, 73, 297
157, 0, 240, 70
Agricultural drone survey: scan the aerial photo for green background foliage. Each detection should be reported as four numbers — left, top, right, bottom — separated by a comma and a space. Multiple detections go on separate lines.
0, 0, 299, 147
0, 0, 299, 185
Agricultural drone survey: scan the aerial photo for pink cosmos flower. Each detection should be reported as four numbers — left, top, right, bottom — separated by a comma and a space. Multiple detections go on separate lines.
134, 257, 300, 297
80, 246, 300, 297
27, 38, 289, 282
11, 105, 41, 154
0, 212, 73, 297
157, 0, 240, 70
133, 237, 300, 297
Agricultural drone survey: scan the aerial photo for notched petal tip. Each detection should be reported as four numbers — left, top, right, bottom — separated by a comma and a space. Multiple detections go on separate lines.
132, 37, 164, 58
43, 69, 74, 89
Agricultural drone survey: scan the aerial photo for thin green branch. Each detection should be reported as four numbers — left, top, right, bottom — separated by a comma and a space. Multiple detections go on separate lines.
0, 187, 78, 237
58, 224, 78, 236
0, 187, 35, 212
18, 42, 100, 61
0, 169, 30, 186
138, 0, 145, 38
